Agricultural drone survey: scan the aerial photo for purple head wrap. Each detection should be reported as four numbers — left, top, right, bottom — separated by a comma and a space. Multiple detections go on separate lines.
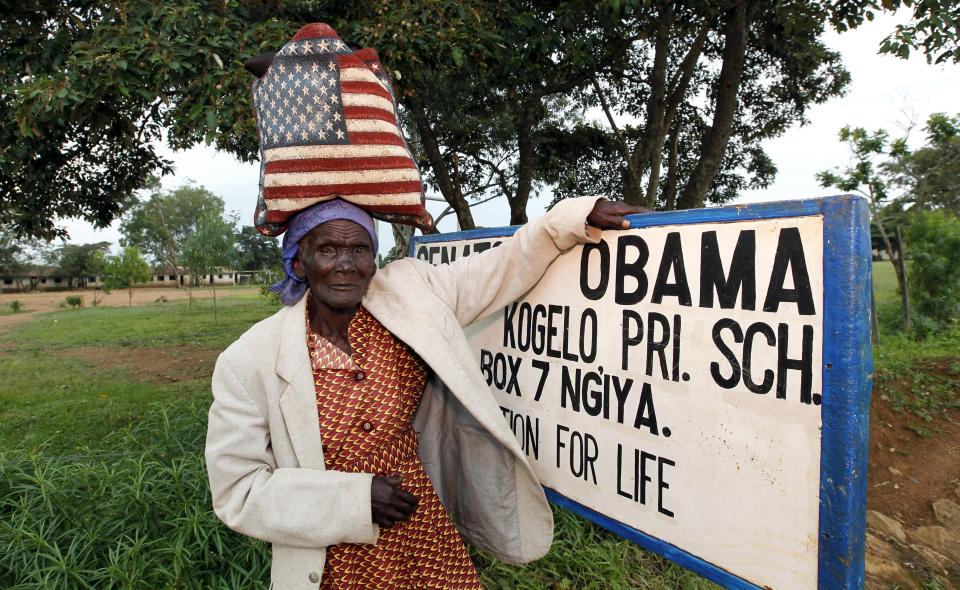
269, 199, 379, 306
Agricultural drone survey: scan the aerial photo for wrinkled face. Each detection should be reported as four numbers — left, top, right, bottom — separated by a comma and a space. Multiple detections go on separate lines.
293, 220, 376, 311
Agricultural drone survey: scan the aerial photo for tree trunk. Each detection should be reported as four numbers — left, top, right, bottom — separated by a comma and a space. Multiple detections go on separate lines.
894, 225, 910, 332
171, 251, 181, 290
622, 170, 643, 206
157, 203, 181, 289
663, 123, 681, 211
128, 286, 133, 307
389, 222, 415, 262
212, 284, 218, 324
406, 98, 476, 230
591, 73, 641, 204
626, 13, 670, 206
677, 1, 751, 209
644, 143, 664, 209
510, 104, 537, 225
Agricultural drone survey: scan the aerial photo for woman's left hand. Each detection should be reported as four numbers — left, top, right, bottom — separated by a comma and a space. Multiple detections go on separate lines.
586, 199, 651, 230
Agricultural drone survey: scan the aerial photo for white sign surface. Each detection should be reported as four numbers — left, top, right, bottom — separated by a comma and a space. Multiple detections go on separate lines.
425, 216, 825, 589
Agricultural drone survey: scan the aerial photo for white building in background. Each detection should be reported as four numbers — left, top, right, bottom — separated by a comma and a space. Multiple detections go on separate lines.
0, 266, 242, 293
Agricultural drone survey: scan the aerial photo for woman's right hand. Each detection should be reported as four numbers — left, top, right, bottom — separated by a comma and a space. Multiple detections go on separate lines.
371, 476, 419, 528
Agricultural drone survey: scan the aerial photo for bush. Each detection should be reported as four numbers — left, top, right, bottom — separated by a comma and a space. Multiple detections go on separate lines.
64, 295, 84, 309
258, 266, 284, 307
906, 210, 960, 328
9, 300, 22, 313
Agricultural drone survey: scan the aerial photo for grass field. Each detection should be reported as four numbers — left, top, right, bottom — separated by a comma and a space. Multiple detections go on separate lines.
0, 289, 717, 589
871, 260, 960, 428
1, 266, 956, 589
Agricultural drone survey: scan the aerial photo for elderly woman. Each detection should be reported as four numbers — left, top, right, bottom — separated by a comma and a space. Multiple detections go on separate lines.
205, 195, 641, 590
206, 21, 645, 590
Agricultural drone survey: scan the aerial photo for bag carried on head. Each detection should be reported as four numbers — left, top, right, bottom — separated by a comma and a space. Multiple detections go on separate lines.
249, 23, 433, 236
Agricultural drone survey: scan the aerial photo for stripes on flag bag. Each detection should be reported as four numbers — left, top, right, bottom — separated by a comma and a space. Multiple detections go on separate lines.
251, 23, 433, 236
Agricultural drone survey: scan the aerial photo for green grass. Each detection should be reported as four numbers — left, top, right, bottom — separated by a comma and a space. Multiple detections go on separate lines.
872, 259, 899, 306
0, 401, 717, 590
474, 507, 716, 589
0, 291, 721, 588
871, 261, 960, 428
0, 294, 280, 452
0, 351, 208, 452
6, 296, 278, 351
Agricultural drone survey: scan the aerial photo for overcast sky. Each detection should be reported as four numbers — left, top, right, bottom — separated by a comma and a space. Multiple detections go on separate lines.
60, 10, 959, 256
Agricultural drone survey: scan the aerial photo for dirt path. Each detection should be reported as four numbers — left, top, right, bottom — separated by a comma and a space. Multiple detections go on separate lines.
868, 399, 960, 527
0, 287, 258, 335
57, 345, 223, 384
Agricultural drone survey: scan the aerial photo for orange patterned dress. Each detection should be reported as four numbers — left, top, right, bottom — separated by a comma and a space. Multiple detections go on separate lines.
306, 304, 482, 590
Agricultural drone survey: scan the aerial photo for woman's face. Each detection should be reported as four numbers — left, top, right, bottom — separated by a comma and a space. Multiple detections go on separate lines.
293, 220, 376, 312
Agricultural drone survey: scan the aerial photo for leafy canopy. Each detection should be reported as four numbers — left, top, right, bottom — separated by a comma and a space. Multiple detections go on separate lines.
181, 213, 236, 284
235, 226, 281, 272
2, 0, 956, 237
120, 181, 227, 272
50, 241, 111, 286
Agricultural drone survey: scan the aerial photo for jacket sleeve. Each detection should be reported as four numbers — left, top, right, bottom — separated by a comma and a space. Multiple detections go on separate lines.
408, 195, 604, 326
205, 355, 379, 549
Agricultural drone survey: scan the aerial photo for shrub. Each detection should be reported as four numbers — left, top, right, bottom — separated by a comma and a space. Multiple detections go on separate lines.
64, 295, 84, 309
9, 300, 22, 313
258, 266, 283, 307
906, 210, 960, 329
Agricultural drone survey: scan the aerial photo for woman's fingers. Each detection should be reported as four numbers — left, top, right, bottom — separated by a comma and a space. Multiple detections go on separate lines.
371, 475, 419, 528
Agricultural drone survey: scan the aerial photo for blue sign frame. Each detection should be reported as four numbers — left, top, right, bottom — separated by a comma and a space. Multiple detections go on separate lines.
410, 196, 872, 590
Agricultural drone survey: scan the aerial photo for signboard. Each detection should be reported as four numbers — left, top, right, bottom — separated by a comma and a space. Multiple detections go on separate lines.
410, 196, 872, 590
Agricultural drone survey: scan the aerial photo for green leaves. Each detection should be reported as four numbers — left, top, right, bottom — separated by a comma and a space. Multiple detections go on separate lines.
879, 0, 960, 64
102, 246, 152, 292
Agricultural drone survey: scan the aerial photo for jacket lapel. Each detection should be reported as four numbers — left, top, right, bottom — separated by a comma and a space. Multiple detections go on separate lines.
275, 297, 325, 470
364, 279, 523, 457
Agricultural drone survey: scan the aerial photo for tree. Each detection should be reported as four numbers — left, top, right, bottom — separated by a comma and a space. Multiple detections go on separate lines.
50, 242, 111, 289
102, 246, 152, 307
0, 225, 54, 290
0, 225, 26, 277
85, 250, 108, 306
817, 125, 912, 329
181, 213, 235, 322
904, 210, 960, 328
234, 226, 281, 272
5, 1, 956, 237
121, 182, 225, 288
886, 113, 960, 215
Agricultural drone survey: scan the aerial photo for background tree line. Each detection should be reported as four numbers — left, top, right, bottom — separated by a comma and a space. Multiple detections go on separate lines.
0, 182, 282, 295
1, 0, 957, 240
819, 111, 960, 337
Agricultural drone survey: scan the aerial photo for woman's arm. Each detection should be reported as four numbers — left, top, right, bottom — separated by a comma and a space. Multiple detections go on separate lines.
205, 356, 379, 549
401, 196, 645, 326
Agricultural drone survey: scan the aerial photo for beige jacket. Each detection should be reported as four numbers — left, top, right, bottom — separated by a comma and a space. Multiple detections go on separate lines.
205, 196, 603, 590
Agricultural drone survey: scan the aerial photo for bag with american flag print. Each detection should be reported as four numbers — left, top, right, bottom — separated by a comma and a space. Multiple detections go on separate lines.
250, 23, 434, 236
